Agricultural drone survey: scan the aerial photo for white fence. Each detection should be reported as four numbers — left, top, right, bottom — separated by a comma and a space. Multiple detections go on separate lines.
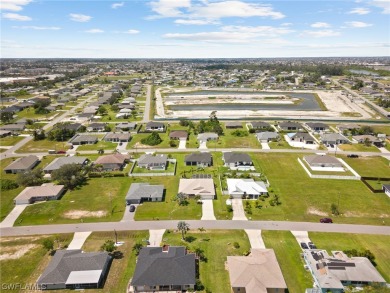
298, 158, 361, 180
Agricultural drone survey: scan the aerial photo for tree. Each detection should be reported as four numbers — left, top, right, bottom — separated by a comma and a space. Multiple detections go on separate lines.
42, 238, 54, 252
0, 111, 14, 123
176, 192, 188, 206
100, 240, 116, 253
132, 243, 144, 256
177, 221, 190, 240
33, 129, 46, 141
141, 132, 162, 146
16, 168, 44, 186
47, 123, 76, 141
51, 164, 86, 190
97, 105, 108, 116
98, 148, 105, 154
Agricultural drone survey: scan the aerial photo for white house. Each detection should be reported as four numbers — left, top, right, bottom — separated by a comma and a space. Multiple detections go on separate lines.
227, 179, 268, 199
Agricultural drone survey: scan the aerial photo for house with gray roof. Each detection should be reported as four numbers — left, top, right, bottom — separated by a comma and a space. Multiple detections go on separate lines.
278, 121, 301, 131
69, 134, 98, 145
304, 155, 343, 169
86, 123, 106, 132
14, 183, 65, 205
145, 122, 165, 132
256, 132, 279, 142
37, 249, 111, 290
383, 184, 390, 197
288, 132, 315, 144
225, 121, 242, 129
169, 130, 188, 140
94, 153, 130, 171
43, 157, 88, 174
250, 121, 271, 131
115, 122, 137, 131
306, 122, 329, 132
125, 183, 164, 205
131, 246, 196, 293
320, 133, 350, 145
0, 123, 25, 133
185, 153, 212, 167
352, 135, 384, 147
138, 154, 168, 170
4, 155, 40, 174
103, 132, 131, 142
197, 132, 218, 143
223, 152, 253, 170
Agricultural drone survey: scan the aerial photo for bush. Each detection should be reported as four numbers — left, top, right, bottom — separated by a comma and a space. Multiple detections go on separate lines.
231, 130, 249, 137
0, 179, 19, 191
141, 132, 162, 146
233, 242, 240, 249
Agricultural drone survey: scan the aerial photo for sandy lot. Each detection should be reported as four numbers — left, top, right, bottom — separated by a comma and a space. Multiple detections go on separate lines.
63, 210, 107, 219
0, 244, 38, 260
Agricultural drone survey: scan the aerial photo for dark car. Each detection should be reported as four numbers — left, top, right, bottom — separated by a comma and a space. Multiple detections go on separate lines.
56, 150, 66, 154
129, 205, 136, 212
119, 142, 123, 146
347, 154, 359, 158
300, 242, 309, 249
329, 144, 334, 148
308, 242, 317, 249
320, 217, 333, 223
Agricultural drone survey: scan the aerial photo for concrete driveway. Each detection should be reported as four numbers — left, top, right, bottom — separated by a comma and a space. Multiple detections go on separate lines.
67, 231, 92, 250
291, 230, 312, 249
232, 199, 248, 221
261, 142, 270, 150
0, 204, 29, 228
198, 141, 207, 149
201, 200, 216, 220
245, 229, 266, 249
178, 139, 187, 149
121, 204, 138, 222
148, 229, 166, 247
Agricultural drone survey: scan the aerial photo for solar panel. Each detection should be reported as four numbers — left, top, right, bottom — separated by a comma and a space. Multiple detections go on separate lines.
328, 266, 346, 270
191, 174, 212, 179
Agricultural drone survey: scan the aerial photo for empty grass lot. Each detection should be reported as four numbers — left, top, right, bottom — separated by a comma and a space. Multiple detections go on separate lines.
0, 135, 25, 146
16, 139, 69, 153
249, 153, 390, 225
340, 155, 390, 177
207, 125, 260, 149
338, 143, 380, 153
262, 230, 313, 293
162, 229, 251, 293
309, 232, 390, 282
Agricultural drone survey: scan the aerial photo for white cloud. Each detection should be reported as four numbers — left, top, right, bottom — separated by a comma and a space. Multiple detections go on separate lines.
310, 22, 331, 28
301, 29, 341, 38
371, 0, 390, 14
2, 13, 31, 21
149, 0, 191, 18
0, 0, 32, 11
281, 22, 293, 26
69, 13, 92, 22
345, 21, 373, 27
348, 7, 371, 14
84, 29, 104, 33
125, 29, 140, 34
111, 2, 124, 9
174, 19, 218, 25
13, 26, 61, 30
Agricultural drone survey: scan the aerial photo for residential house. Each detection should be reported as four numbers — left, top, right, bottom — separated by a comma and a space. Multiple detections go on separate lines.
304, 155, 343, 169
227, 249, 287, 293
225, 121, 242, 129
184, 153, 212, 167
43, 157, 88, 174
223, 152, 253, 170
14, 183, 65, 205
37, 249, 111, 290
197, 132, 218, 143
353, 135, 384, 147
337, 123, 360, 133
169, 130, 188, 140
145, 122, 165, 132
320, 133, 350, 145
4, 155, 40, 174
0, 123, 25, 134
383, 184, 390, 197
250, 121, 272, 131
288, 132, 315, 144
0, 130, 12, 137
178, 178, 215, 199
256, 132, 279, 142
227, 179, 268, 199
306, 122, 329, 132
94, 153, 130, 171
69, 134, 98, 145
86, 123, 107, 132
115, 122, 137, 131
103, 132, 131, 142
125, 183, 164, 205
278, 121, 301, 131
138, 154, 168, 170
304, 250, 386, 293
61, 123, 82, 132
131, 246, 195, 292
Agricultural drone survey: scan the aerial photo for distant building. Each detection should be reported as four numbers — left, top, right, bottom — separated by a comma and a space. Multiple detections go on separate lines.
14, 183, 65, 205
4, 155, 40, 174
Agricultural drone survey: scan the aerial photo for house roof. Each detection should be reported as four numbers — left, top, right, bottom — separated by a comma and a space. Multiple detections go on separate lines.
88, 122, 106, 128
304, 155, 342, 166
227, 249, 287, 293
352, 135, 381, 143
15, 183, 65, 202
95, 153, 129, 165
131, 246, 196, 287
0, 124, 25, 131
320, 133, 349, 142
223, 152, 252, 164
125, 183, 164, 201
43, 157, 87, 172
255, 132, 279, 140
178, 178, 215, 196
227, 179, 268, 195
4, 155, 39, 171
169, 130, 188, 138
225, 121, 242, 127
70, 135, 98, 143
383, 184, 390, 191
146, 121, 164, 128
138, 154, 168, 165
104, 132, 131, 141
306, 122, 328, 129
289, 132, 313, 140
197, 132, 218, 141
116, 122, 136, 129
250, 121, 270, 128
185, 153, 212, 164
279, 121, 300, 128
37, 249, 110, 286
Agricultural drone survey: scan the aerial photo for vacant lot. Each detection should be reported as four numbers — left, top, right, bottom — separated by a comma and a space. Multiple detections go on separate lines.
309, 232, 390, 282
16, 139, 68, 153
340, 155, 390, 177
0, 135, 25, 146
338, 143, 380, 152
163, 229, 250, 293
262, 230, 313, 293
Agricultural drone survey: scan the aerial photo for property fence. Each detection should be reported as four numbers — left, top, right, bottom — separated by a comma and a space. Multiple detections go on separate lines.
360, 176, 390, 193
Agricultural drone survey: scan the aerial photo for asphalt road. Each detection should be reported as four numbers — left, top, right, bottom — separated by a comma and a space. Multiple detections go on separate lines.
1, 220, 390, 237
142, 84, 152, 123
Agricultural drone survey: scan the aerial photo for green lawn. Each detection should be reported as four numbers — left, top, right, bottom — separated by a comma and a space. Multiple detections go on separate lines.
15, 108, 58, 120
338, 143, 380, 153
16, 139, 69, 153
309, 232, 390, 282
15, 177, 132, 225
162, 229, 251, 293
262, 230, 313, 293
248, 153, 390, 225
340, 155, 390, 177
268, 137, 295, 149
371, 125, 390, 135
206, 126, 260, 149
77, 140, 117, 151
127, 132, 172, 149
0, 135, 25, 146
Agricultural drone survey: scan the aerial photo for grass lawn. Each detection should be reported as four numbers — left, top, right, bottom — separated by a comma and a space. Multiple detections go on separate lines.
162, 229, 251, 293
77, 140, 117, 151
206, 126, 260, 149
338, 143, 380, 153
0, 135, 25, 146
248, 153, 390, 225
365, 179, 390, 191
371, 125, 390, 135
269, 137, 295, 149
340, 155, 390, 177
15, 177, 132, 225
300, 157, 354, 176
16, 139, 69, 153
15, 108, 58, 120
127, 132, 173, 149
309, 232, 390, 282
262, 230, 313, 293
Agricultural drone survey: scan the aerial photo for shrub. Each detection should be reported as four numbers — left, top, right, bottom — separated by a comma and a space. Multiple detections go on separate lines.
233, 242, 240, 249
141, 132, 162, 146
0, 179, 19, 191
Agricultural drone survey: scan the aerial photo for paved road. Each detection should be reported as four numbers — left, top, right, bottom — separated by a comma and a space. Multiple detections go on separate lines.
142, 84, 152, 123
2, 220, 389, 237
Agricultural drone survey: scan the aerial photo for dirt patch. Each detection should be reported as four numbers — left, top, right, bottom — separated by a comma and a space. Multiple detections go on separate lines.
0, 236, 41, 243
0, 244, 38, 260
307, 207, 328, 217
63, 210, 107, 219
133, 142, 154, 149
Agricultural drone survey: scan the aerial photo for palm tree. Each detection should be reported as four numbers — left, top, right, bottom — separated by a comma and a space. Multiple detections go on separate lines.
177, 221, 189, 240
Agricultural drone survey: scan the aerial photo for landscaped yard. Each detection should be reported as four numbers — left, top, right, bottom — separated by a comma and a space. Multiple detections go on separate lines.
16, 139, 69, 153
162, 229, 251, 293
262, 230, 313, 293
309, 232, 390, 282
340, 155, 390, 177
338, 143, 380, 153
0, 135, 25, 146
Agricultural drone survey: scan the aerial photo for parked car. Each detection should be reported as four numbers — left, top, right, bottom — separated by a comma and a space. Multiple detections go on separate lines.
308, 242, 317, 249
347, 154, 359, 158
300, 242, 309, 249
56, 150, 66, 154
129, 205, 136, 212
320, 217, 333, 223
119, 142, 123, 146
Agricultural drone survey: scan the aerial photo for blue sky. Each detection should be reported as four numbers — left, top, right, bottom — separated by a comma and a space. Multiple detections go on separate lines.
1, 0, 389, 58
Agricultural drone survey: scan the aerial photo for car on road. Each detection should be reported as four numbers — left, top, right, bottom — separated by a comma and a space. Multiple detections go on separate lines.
129, 205, 136, 212
320, 217, 333, 223
308, 242, 317, 249
300, 242, 309, 249
347, 154, 359, 158
56, 150, 66, 154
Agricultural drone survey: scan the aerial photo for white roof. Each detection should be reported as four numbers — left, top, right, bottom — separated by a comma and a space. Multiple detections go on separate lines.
227, 179, 267, 195
65, 270, 102, 285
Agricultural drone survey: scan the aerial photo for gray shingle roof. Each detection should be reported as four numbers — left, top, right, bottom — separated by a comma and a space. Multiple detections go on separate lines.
138, 154, 168, 165
43, 157, 87, 172
4, 155, 39, 171
125, 183, 164, 201
255, 132, 279, 140
131, 246, 195, 287
250, 121, 270, 128
185, 153, 212, 164
223, 152, 252, 164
